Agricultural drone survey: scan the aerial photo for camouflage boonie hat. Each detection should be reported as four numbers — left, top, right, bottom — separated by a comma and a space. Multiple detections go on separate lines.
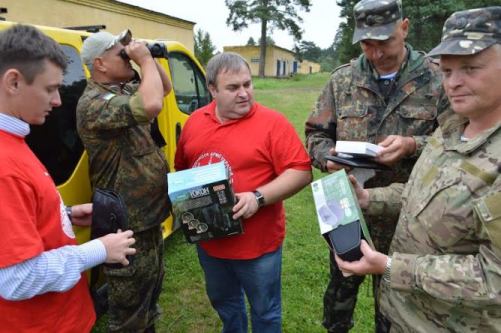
428, 6, 501, 56
352, 0, 403, 44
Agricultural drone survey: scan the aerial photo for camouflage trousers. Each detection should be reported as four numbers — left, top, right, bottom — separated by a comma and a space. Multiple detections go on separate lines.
104, 225, 165, 332
323, 215, 396, 333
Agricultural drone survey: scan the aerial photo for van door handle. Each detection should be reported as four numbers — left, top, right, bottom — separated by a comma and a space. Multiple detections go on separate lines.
176, 123, 182, 144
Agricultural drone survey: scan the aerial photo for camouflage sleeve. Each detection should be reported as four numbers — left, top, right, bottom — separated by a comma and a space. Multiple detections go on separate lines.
128, 92, 148, 123
82, 90, 147, 131
364, 183, 405, 220
390, 188, 501, 307
304, 76, 337, 172
411, 135, 428, 157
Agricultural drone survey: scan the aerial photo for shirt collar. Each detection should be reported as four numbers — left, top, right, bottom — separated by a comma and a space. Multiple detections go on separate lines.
203, 100, 257, 125
0, 113, 30, 137
438, 109, 501, 153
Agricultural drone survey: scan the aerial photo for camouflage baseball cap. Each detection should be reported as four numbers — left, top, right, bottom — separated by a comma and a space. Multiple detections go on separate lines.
81, 29, 132, 70
352, 0, 403, 44
428, 7, 501, 57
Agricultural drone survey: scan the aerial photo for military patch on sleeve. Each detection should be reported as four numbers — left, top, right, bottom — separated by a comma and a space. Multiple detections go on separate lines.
101, 92, 115, 101
474, 192, 501, 250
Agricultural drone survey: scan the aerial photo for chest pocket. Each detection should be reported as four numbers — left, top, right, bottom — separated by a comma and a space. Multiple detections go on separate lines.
397, 103, 436, 120
337, 105, 370, 141
410, 167, 460, 218
409, 166, 472, 247
396, 99, 437, 136
474, 192, 501, 255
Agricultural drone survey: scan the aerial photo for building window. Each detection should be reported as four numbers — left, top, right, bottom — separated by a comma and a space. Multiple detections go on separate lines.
250, 57, 260, 63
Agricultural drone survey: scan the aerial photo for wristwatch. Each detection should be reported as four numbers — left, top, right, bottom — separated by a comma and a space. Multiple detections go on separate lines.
383, 256, 392, 284
65, 206, 73, 222
253, 190, 265, 208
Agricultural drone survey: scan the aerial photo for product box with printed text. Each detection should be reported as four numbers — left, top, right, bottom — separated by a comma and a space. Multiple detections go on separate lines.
168, 162, 243, 243
311, 169, 374, 261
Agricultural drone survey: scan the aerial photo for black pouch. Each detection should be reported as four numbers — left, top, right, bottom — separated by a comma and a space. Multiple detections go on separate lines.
91, 188, 128, 239
91, 188, 129, 269
324, 220, 363, 262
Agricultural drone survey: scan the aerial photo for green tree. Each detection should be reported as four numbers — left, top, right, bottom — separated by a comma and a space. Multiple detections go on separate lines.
333, 0, 501, 66
333, 0, 358, 65
405, 0, 501, 52
194, 28, 216, 67
258, 36, 275, 46
226, 0, 312, 77
319, 40, 337, 72
247, 36, 256, 45
297, 40, 322, 62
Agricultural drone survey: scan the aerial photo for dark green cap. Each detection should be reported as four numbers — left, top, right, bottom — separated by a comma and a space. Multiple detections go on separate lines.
352, 0, 403, 44
428, 6, 501, 56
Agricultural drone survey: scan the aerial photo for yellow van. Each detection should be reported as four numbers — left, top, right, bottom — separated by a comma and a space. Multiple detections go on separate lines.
0, 21, 210, 242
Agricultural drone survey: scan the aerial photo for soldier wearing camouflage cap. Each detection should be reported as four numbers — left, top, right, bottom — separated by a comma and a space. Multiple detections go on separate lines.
305, 0, 446, 331
337, 6, 501, 331
76, 30, 172, 332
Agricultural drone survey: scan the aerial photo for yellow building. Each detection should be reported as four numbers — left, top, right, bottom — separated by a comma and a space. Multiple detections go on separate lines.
224, 44, 320, 77
0, 0, 195, 51
298, 59, 321, 75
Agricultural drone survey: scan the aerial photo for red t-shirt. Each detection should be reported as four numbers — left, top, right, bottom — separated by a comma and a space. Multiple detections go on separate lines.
0, 130, 95, 333
175, 101, 311, 259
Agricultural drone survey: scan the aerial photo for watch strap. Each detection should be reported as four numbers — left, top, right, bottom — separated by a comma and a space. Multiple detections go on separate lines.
383, 256, 392, 283
253, 190, 265, 208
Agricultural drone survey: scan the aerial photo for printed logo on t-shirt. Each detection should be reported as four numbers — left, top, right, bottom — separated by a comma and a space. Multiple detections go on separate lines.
59, 201, 75, 239
192, 151, 234, 183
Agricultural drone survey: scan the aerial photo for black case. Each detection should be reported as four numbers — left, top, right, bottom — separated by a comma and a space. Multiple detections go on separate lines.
323, 220, 364, 262
91, 188, 128, 239
90, 188, 129, 269
325, 155, 390, 171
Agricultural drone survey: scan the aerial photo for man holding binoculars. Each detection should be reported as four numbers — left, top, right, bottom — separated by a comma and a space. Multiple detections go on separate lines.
77, 30, 172, 332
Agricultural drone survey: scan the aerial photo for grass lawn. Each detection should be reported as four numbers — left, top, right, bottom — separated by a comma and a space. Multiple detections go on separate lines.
93, 72, 374, 332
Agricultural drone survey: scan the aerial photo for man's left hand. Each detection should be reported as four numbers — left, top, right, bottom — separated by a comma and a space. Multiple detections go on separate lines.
233, 192, 259, 220
376, 135, 416, 165
335, 240, 387, 276
70, 203, 93, 226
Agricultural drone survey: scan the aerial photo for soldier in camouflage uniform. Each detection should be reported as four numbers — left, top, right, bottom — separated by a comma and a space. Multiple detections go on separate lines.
305, 0, 445, 331
77, 29, 172, 333
336, 6, 501, 332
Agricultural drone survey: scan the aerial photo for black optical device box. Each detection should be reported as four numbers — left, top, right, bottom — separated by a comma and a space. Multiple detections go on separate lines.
311, 169, 375, 261
168, 162, 243, 243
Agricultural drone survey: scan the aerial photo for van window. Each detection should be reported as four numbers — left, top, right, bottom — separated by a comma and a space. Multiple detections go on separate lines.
168, 52, 210, 114
26, 44, 86, 185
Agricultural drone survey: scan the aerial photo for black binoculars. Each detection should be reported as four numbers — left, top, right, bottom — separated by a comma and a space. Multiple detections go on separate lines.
119, 43, 167, 60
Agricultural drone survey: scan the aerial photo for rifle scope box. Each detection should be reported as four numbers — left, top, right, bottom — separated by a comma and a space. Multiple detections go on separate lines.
168, 162, 243, 243
311, 169, 374, 261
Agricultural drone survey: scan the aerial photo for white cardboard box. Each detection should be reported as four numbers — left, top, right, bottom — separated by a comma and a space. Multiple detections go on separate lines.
335, 141, 382, 158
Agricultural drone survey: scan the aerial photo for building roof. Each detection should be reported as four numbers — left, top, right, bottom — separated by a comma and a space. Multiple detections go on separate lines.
224, 44, 296, 56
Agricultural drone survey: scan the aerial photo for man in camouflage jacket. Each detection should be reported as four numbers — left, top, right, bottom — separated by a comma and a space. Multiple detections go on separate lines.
77, 30, 172, 332
305, 0, 444, 331
337, 6, 501, 332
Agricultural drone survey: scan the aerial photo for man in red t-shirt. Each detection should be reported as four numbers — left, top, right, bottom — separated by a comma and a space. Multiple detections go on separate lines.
0, 25, 136, 333
175, 52, 312, 333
